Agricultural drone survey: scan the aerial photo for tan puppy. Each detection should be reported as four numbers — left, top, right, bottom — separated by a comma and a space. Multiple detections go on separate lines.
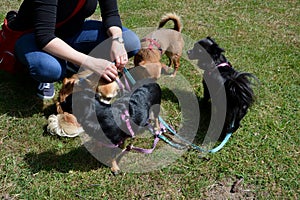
133, 13, 184, 79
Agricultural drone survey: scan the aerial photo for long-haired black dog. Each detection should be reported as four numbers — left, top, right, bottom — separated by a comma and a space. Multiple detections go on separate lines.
187, 37, 257, 138
67, 79, 162, 174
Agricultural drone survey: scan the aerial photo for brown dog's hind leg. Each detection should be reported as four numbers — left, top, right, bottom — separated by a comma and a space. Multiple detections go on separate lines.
170, 55, 181, 77
111, 158, 120, 175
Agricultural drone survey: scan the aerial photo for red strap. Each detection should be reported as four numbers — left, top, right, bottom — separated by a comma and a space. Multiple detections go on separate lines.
56, 0, 86, 28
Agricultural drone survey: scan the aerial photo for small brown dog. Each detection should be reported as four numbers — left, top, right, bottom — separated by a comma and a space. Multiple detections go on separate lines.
133, 13, 184, 79
57, 69, 120, 113
47, 69, 120, 138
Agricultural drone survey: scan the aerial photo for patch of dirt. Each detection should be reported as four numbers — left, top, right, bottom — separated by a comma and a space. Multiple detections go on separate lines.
203, 177, 257, 200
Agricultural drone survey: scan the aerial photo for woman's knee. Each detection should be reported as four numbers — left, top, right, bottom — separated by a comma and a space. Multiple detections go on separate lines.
26, 52, 66, 82
15, 34, 66, 82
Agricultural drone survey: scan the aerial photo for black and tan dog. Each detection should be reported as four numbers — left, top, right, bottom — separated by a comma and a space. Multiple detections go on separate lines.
187, 37, 257, 137
133, 13, 184, 80
47, 69, 120, 138
64, 79, 162, 174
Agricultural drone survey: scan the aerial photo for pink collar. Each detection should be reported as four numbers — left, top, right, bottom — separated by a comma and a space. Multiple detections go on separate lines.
142, 38, 162, 53
217, 62, 231, 68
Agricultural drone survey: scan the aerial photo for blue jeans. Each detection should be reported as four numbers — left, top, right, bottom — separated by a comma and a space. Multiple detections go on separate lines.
15, 20, 141, 83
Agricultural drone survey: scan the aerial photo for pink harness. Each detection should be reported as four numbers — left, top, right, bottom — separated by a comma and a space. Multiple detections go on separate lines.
141, 38, 163, 54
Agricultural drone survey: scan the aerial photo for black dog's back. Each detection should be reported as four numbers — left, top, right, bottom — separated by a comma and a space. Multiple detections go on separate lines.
128, 80, 162, 126
221, 69, 256, 133
73, 80, 162, 145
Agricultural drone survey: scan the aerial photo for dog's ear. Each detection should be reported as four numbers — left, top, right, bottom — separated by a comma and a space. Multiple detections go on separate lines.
62, 112, 81, 127
59, 113, 84, 137
140, 62, 163, 80
201, 37, 225, 54
127, 65, 152, 81
214, 45, 225, 54
63, 77, 70, 85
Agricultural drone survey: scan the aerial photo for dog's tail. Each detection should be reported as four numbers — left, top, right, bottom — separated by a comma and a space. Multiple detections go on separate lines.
158, 13, 182, 32
226, 71, 257, 106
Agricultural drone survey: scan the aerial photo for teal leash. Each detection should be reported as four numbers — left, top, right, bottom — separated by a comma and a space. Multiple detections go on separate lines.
208, 132, 232, 153
159, 116, 233, 153
123, 67, 233, 153
123, 68, 136, 85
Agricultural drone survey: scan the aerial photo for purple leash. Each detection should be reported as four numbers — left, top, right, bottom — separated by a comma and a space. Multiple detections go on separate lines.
120, 109, 165, 154
121, 110, 135, 138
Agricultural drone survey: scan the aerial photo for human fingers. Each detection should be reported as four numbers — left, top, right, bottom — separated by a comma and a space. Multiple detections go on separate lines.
114, 56, 121, 67
101, 63, 118, 82
115, 54, 128, 70
121, 54, 128, 64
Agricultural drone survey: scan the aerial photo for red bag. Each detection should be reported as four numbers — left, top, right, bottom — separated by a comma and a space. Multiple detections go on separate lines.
0, 17, 30, 74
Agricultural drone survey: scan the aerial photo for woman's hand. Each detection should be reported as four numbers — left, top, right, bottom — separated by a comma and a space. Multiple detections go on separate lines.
97, 60, 118, 82
107, 26, 128, 70
85, 57, 118, 82
110, 39, 128, 70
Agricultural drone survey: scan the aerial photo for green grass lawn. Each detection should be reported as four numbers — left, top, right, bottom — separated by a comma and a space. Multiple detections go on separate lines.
0, 0, 299, 199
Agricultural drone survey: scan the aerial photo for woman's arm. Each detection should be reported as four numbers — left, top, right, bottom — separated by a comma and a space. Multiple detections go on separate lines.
99, 0, 128, 69
43, 37, 118, 82
32, 0, 118, 82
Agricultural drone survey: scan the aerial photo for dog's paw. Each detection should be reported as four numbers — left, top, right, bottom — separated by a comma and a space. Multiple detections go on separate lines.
111, 166, 121, 176
111, 160, 121, 175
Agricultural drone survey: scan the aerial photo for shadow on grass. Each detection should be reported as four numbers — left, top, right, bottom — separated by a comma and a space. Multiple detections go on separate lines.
24, 146, 106, 173
0, 71, 49, 117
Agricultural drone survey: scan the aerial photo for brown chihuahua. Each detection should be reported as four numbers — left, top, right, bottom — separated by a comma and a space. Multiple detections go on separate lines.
57, 69, 120, 114
133, 13, 184, 79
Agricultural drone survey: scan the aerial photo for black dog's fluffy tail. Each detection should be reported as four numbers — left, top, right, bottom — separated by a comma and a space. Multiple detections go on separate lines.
223, 70, 258, 134
158, 13, 182, 32
225, 71, 257, 106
